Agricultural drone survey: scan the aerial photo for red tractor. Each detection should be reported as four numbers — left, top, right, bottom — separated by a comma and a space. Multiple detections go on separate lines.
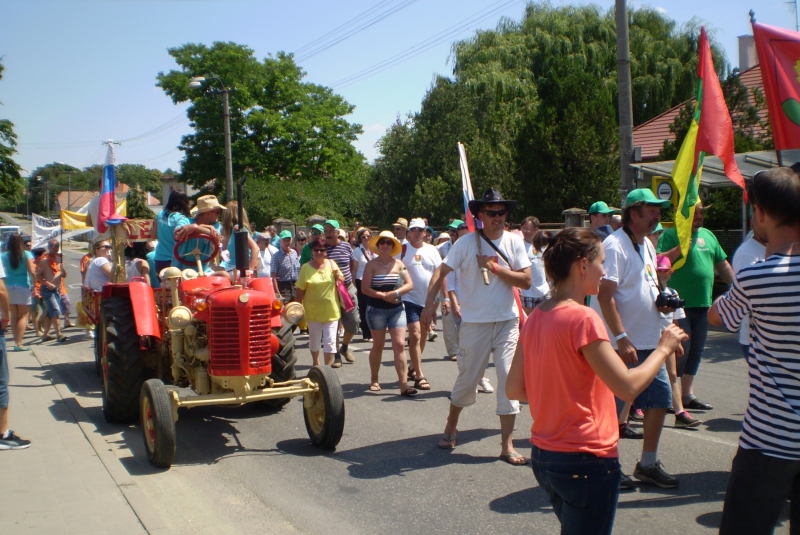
83, 221, 344, 468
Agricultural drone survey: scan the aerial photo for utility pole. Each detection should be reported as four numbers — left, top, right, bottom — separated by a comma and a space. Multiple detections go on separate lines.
616, 0, 636, 206
67, 171, 72, 210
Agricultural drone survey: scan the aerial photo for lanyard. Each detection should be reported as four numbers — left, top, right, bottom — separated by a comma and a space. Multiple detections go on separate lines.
622, 225, 663, 292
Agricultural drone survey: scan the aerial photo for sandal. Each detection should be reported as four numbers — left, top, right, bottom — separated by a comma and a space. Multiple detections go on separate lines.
369, 383, 381, 392
400, 387, 417, 397
407, 368, 415, 381
12, 346, 31, 352
438, 431, 457, 449
57, 335, 68, 343
414, 377, 431, 390
499, 452, 529, 466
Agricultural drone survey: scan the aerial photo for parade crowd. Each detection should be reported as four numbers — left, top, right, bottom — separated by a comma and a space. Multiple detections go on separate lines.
1, 166, 799, 534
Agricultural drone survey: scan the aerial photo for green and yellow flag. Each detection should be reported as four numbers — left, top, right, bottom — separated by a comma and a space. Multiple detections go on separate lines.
671, 27, 744, 270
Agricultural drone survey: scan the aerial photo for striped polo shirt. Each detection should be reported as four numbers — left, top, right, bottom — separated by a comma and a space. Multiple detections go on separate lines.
326, 242, 354, 287
715, 252, 800, 460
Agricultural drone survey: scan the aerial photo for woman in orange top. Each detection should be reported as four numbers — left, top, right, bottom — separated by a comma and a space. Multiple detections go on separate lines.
506, 228, 686, 535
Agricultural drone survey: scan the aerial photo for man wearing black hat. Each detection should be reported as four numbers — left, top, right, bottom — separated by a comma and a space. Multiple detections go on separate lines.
421, 188, 531, 464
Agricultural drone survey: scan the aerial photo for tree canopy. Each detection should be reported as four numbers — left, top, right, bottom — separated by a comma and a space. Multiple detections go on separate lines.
0, 59, 23, 204
156, 42, 366, 227
366, 4, 728, 225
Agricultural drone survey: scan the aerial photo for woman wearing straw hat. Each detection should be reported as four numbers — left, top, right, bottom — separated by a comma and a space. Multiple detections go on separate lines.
361, 231, 415, 396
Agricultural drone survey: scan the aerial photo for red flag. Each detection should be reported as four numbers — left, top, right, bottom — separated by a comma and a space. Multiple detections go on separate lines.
695, 27, 746, 191
752, 22, 800, 151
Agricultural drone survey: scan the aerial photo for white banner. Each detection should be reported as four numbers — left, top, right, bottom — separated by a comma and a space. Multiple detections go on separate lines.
32, 213, 61, 249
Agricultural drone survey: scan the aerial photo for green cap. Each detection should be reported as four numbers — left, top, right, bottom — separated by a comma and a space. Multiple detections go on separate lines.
588, 201, 616, 215
625, 188, 671, 209
324, 219, 340, 229
652, 222, 664, 234
311, 224, 324, 233
448, 219, 464, 229
279, 230, 293, 240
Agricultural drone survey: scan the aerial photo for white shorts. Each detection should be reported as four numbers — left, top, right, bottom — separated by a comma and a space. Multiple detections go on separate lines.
307, 321, 338, 354
450, 318, 520, 415
7, 285, 32, 306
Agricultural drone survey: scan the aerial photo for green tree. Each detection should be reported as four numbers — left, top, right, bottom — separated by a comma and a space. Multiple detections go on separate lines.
125, 188, 155, 219
116, 164, 162, 198
27, 163, 91, 215
156, 42, 365, 208
0, 59, 23, 204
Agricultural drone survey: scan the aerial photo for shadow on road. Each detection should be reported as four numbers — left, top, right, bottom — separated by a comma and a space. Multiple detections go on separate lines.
489, 486, 552, 515
703, 417, 743, 433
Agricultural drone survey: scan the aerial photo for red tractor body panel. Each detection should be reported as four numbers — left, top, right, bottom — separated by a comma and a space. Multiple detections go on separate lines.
100, 281, 160, 342
248, 277, 284, 329
206, 288, 276, 377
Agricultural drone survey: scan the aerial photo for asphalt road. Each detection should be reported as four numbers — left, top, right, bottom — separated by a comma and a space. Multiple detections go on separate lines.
23, 241, 791, 534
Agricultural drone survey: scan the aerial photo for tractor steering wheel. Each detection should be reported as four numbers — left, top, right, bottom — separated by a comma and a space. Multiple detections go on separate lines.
173, 232, 221, 267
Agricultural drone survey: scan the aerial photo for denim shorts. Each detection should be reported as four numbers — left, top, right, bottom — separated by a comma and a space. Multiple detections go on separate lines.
616, 349, 672, 411
530, 445, 621, 534
522, 296, 548, 309
0, 336, 9, 408
403, 301, 424, 324
367, 305, 407, 331
41, 287, 62, 318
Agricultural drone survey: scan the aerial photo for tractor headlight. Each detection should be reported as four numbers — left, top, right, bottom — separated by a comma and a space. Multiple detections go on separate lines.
282, 302, 305, 325
168, 306, 193, 330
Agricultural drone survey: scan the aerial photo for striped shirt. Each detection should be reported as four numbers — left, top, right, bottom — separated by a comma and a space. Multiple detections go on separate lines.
716, 252, 800, 459
326, 242, 354, 286
270, 248, 300, 282
368, 272, 402, 309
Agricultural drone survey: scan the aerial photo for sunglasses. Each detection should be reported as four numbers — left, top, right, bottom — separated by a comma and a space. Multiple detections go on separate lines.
297, 238, 306, 242
312, 248, 326, 253
97, 245, 112, 250
482, 209, 507, 217
409, 227, 424, 232
377, 239, 394, 246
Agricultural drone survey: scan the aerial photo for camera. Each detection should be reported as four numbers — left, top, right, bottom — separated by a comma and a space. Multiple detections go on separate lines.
656, 291, 685, 310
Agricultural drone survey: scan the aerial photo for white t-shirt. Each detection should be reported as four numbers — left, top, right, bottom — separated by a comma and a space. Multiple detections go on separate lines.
731, 235, 766, 345
352, 245, 374, 280
402, 242, 442, 306
437, 240, 453, 259
590, 228, 661, 350
520, 241, 550, 298
257, 245, 279, 278
443, 231, 531, 323
86, 257, 112, 292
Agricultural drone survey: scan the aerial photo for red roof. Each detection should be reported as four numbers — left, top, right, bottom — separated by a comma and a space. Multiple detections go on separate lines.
633, 64, 766, 162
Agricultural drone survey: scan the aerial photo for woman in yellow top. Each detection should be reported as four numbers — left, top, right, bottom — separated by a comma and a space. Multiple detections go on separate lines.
295, 237, 344, 367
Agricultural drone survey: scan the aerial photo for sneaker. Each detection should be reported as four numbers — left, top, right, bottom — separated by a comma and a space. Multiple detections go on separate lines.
342, 350, 356, 363
620, 473, 635, 491
0, 431, 31, 450
684, 398, 713, 411
331, 358, 343, 369
450, 354, 458, 362
619, 423, 643, 439
427, 331, 438, 342
633, 460, 678, 489
628, 408, 644, 422
86, 329, 95, 339
477, 377, 494, 393
675, 411, 703, 428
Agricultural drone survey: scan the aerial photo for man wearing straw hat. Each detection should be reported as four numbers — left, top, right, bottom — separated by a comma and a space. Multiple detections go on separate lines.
421, 188, 531, 464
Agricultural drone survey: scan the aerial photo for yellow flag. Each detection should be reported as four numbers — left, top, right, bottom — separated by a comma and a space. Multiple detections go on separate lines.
670, 119, 703, 271
59, 199, 128, 231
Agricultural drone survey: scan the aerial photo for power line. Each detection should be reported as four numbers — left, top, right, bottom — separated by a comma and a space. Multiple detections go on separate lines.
295, 0, 421, 62
331, 0, 523, 89
293, 0, 396, 56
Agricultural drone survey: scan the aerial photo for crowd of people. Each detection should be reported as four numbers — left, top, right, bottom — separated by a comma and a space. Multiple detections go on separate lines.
2, 169, 799, 535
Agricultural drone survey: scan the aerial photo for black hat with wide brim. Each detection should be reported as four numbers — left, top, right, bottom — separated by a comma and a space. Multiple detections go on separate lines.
468, 188, 518, 216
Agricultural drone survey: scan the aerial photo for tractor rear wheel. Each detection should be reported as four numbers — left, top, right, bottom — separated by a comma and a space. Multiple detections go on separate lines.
303, 365, 345, 449
258, 322, 298, 410
102, 297, 143, 423
94, 325, 102, 377
140, 379, 176, 469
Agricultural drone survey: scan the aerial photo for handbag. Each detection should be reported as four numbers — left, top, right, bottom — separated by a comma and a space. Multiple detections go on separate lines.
328, 260, 355, 312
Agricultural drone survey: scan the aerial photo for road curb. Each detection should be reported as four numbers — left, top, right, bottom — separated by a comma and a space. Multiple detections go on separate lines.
29, 346, 170, 534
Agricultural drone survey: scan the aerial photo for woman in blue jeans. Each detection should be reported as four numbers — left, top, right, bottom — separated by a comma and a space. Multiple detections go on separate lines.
506, 228, 686, 534
361, 231, 414, 396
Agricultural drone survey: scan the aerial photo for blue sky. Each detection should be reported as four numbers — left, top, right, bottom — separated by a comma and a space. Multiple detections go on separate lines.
1, 0, 795, 176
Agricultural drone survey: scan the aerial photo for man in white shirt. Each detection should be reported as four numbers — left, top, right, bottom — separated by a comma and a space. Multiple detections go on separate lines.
255, 233, 278, 279
592, 188, 678, 489
401, 218, 443, 390
422, 188, 531, 465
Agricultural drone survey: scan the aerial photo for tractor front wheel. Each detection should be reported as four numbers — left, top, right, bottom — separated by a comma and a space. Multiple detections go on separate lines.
140, 379, 176, 469
303, 365, 345, 449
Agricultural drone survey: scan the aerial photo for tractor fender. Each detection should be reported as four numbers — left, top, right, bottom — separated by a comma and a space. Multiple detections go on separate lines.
129, 278, 161, 340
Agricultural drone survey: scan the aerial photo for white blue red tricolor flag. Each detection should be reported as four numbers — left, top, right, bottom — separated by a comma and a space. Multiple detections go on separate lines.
97, 141, 126, 233
457, 142, 477, 232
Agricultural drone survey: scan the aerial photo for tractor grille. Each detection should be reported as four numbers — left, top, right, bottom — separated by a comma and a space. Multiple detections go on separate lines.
208, 305, 272, 374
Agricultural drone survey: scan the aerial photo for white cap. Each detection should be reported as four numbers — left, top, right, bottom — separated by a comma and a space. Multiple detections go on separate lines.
409, 218, 426, 230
